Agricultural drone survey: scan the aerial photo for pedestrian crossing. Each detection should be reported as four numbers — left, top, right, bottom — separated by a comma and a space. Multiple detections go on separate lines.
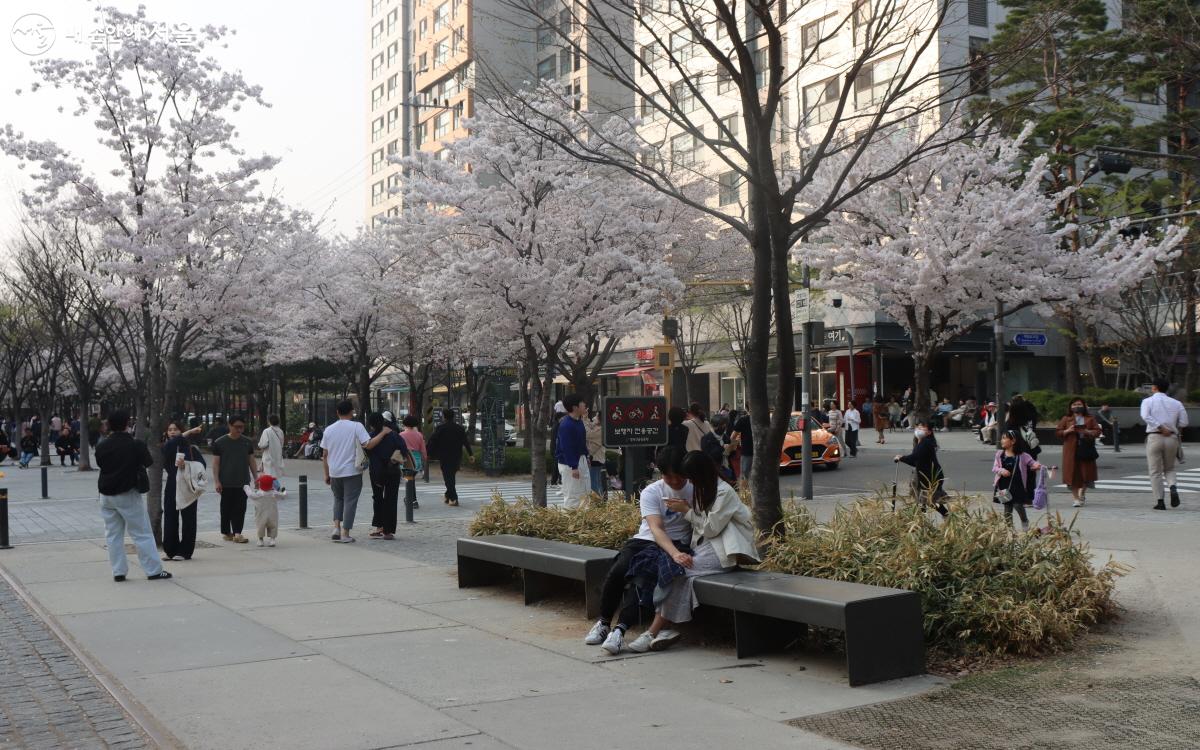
1063, 465, 1200, 493
412, 480, 536, 505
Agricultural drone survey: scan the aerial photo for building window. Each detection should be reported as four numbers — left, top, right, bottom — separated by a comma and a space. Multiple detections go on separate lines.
387, 74, 398, 99
574, 47, 582, 71
640, 93, 658, 119
753, 46, 769, 89
434, 2, 450, 32
415, 122, 427, 147
372, 148, 385, 174
387, 106, 399, 132
537, 56, 556, 80
854, 57, 895, 108
967, 0, 988, 27
372, 84, 384, 109
434, 40, 449, 67
968, 36, 989, 95
372, 21, 384, 47
852, 0, 874, 46
452, 26, 464, 54
803, 77, 839, 125
371, 53, 384, 77
571, 79, 583, 110
418, 52, 428, 72
372, 116, 385, 141
372, 180, 385, 206
1124, 80, 1160, 104
388, 173, 401, 193
419, 18, 427, 39
372, 0, 384, 14
719, 113, 739, 139
387, 41, 398, 67
671, 132, 699, 167
802, 15, 835, 62
718, 171, 742, 205
671, 80, 697, 112
670, 29, 696, 62
640, 45, 661, 72
537, 23, 554, 52
434, 111, 452, 138
387, 139, 399, 157
386, 8, 397, 35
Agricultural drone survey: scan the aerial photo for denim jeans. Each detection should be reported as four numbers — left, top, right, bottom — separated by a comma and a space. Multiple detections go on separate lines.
589, 464, 605, 495
19, 451, 35, 467
99, 490, 163, 577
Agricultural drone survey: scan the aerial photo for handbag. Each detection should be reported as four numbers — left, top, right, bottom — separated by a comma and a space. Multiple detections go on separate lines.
354, 440, 369, 472
1075, 435, 1099, 462
993, 456, 1017, 504
1032, 466, 1049, 510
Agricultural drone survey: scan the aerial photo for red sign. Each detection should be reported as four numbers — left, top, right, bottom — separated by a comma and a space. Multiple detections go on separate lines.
635, 348, 655, 362
603, 396, 668, 447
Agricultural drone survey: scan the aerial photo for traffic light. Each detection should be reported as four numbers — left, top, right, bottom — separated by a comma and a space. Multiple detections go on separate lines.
661, 317, 679, 340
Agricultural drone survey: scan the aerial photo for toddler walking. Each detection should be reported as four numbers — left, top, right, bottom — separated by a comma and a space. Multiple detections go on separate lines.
246, 474, 286, 547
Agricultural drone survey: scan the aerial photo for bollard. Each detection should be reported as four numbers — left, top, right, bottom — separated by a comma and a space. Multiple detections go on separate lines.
1112, 416, 1121, 453
298, 475, 309, 529
404, 477, 415, 524
0, 488, 11, 549
40, 466, 48, 499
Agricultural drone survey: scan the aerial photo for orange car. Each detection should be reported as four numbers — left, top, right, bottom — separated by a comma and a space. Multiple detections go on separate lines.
779, 412, 841, 470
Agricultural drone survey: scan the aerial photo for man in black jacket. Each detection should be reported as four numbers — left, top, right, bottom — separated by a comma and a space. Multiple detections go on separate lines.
427, 409, 472, 506
94, 411, 171, 582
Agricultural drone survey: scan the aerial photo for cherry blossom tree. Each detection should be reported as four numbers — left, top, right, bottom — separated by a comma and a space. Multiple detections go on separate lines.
801, 124, 1188, 415
401, 90, 683, 505
0, 5, 290, 537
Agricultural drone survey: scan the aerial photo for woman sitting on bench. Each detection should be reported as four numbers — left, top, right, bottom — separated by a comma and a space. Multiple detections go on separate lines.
626, 450, 761, 654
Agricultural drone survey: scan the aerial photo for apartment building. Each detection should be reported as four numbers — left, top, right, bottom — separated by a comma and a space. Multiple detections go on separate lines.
366, 0, 632, 229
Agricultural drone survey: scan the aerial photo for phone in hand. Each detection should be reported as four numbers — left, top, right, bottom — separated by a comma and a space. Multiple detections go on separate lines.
1075, 416, 1085, 427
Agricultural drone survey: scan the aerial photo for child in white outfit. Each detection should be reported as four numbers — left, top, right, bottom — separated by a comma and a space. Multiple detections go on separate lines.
246, 474, 286, 547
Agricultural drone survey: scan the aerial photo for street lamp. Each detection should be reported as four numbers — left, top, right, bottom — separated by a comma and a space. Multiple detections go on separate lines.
799, 218, 831, 501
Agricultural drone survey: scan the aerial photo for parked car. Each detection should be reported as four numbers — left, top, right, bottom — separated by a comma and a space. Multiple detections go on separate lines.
779, 412, 841, 470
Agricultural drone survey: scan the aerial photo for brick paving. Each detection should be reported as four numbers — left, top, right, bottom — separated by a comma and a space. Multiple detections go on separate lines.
0, 577, 149, 749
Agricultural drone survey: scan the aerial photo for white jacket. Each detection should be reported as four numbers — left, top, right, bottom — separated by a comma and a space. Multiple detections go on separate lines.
685, 481, 760, 568
258, 426, 285, 477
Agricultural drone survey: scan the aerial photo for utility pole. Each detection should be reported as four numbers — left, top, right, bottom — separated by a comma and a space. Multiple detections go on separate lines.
994, 300, 1006, 431
801, 265, 814, 501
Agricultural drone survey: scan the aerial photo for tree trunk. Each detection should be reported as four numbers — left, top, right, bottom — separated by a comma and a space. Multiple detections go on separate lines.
1185, 269, 1197, 392
527, 350, 554, 507
1084, 324, 1105, 389
911, 350, 934, 421
1062, 312, 1081, 393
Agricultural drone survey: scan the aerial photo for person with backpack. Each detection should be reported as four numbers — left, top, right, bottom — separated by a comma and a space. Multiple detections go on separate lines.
399, 415, 427, 511
991, 430, 1042, 531
682, 403, 713, 453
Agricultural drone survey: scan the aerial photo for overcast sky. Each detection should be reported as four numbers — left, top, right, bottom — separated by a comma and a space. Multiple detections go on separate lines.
0, 0, 366, 246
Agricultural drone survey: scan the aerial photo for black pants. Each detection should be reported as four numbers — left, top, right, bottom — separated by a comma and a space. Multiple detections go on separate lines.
845, 429, 858, 457
1003, 501, 1028, 526
162, 488, 197, 559
441, 462, 460, 501
373, 475, 400, 534
219, 487, 247, 535
598, 538, 687, 629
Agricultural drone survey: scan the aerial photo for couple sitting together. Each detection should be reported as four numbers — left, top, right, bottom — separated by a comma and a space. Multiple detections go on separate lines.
584, 445, 760, 654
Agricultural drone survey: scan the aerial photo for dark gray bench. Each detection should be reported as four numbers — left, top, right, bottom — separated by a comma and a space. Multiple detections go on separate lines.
457, 535, 617, 619
693, 570, 924, 686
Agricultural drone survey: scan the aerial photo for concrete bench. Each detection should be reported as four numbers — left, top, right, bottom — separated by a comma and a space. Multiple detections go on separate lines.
693, 570, 924, 686
457, 534, 617, 619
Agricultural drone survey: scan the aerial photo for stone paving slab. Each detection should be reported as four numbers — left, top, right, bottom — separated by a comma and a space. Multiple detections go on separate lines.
0, 574, 150, 749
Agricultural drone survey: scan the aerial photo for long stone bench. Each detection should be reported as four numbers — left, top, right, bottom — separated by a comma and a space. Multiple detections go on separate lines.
457, 534, 925, 686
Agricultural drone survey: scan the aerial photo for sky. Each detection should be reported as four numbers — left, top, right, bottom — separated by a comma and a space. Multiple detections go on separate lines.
0, 0, 367, 246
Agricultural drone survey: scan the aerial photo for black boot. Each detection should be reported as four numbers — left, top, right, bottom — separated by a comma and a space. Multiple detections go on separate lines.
1153, 499, 1167, 510
1170, 486, 1180, 507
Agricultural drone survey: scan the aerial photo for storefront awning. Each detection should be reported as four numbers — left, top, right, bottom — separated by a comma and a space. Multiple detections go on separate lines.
615, 365, 654, 377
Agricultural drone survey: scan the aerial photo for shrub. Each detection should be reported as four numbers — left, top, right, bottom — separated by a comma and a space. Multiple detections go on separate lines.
757, 499, 1124, 656
1024, 388, 1143, 421
469, 494, 640, 550
471, 491, 1125, 656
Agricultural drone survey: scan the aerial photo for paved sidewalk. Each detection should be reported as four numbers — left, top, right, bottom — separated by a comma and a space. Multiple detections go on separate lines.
0, 574, 149, 749
0, 531, 942, 750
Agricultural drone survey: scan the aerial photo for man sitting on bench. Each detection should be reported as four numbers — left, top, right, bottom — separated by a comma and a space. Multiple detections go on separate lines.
584, 445, 694, 655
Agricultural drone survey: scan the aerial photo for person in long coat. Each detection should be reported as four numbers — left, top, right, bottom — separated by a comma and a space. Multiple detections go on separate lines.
162, 417, 206, 560
1056, 398, 1101, 508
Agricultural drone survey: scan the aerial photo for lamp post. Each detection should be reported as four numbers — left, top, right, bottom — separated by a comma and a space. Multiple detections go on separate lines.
798, 218, 830, 502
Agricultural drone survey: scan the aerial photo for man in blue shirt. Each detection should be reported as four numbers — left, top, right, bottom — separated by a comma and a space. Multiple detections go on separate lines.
554, 393, 590, 508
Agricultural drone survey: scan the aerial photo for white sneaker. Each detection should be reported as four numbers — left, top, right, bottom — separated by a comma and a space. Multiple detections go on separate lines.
650, 629, 682, 651
256, 538, 264, 547
266, 538, 276, 547
584, 620, 610, 645
1072, 499, 1084, 508
601, 628, 624, 655
627, 632, 654, 653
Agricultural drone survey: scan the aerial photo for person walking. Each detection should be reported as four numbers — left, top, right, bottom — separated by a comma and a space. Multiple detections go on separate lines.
211, 415, 258, 543
322, 400, 389, 542
843, 401, 861, 458
1056, 399, 1101, 508
682, 404, 713, 453
991, 430, 1042, 531
258, 414, 286, 484
427, 408, 472, 507
399, 415, 427, 511
366, 412, 407, 540
894, 419, 948, 516
872, 397, 888, 444
1141, 378, 1188, 510
666, 407, 688, 449
93, 411, 171, 582
554, 394, 591, 508
162, 418, 205, 560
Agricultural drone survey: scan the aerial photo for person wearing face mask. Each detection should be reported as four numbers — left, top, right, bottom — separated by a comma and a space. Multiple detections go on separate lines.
894, 420, 948, 516
1057, 399, 1101, 508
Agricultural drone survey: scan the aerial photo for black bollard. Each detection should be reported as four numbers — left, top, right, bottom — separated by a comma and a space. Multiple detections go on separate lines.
404, 477, 415, 524
1112, 416, 1121, 453
298, 475, 309, 529
40, 466, 48, 499
0, 488, 11, 549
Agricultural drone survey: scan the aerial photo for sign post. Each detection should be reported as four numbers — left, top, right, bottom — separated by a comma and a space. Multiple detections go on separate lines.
602, 396, 668, 501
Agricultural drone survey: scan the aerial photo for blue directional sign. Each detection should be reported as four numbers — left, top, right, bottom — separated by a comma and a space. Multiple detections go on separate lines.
1013, 332, 1047, 347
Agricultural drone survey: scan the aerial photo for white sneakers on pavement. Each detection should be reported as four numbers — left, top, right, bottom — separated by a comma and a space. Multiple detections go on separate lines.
584, 620, 610, 645
627, 632, 654, 653
601, 628, 624, 655
650, 630, 682, 651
